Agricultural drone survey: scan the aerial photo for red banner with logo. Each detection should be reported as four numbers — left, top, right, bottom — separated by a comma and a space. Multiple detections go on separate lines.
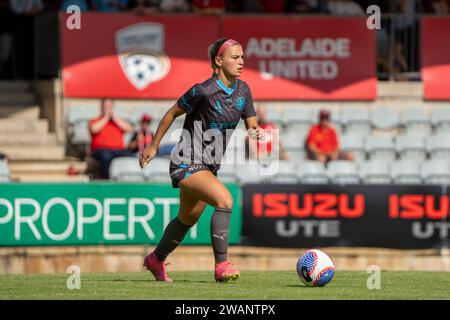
422, 18, 450, 100
61, 13, 218, 99
223, 16, 377, 100
62, 15, 376, 100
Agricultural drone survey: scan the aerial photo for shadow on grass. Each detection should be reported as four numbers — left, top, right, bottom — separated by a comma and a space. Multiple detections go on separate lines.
173, 279, 212, 284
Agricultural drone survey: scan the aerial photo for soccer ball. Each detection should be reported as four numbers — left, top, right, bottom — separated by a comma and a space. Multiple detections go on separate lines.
297, 249, 335, 287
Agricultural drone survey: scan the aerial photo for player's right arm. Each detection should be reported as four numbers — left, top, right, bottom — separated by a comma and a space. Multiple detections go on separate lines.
139, 103, 186, 168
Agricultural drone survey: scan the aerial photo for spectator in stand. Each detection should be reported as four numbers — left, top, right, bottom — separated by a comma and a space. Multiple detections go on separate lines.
159, 0, 190, 12
327, 0, 364, 15
423, 0, 450, 14
89, 98, 134, 179
355, 0, 389, 12
285, 0, 320, 13
248, 104, 289, 161
306, 109, 353, 165
92, 0, 128, 12
192, 0, 225, 15
127, 113, 154, 156
60, 0, 92, 11
128, 0, 159, 14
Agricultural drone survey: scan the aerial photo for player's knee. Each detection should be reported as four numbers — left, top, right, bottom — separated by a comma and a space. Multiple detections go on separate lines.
216, 194, 233, 210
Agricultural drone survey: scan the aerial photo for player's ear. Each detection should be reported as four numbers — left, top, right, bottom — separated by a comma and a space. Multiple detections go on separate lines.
215, 55, 223, 68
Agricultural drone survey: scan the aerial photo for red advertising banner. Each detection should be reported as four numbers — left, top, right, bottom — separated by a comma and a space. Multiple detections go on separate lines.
422, 18, 450, 100
62, 15, 376, 100
222, 16, 377, 100
61, 13, 218, 99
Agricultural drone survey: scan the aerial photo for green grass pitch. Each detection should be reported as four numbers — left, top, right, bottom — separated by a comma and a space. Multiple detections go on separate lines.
0, 271, 449, 300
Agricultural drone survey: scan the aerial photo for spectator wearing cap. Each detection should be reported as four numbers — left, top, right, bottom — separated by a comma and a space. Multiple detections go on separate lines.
88, 98, 134, 179
128, 113, 154, 155
306, 109, 354, 164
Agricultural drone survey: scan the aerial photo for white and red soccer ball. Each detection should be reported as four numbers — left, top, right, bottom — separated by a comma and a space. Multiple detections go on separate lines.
297, 249, 335, 287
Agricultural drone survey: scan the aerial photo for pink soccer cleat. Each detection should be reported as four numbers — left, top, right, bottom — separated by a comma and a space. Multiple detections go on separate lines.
143, 252, 173, 282
214, 261, 240, 283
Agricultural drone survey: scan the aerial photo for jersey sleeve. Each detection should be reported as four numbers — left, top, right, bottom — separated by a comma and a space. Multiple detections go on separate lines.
240, 83, 257, 120
177, 84, 204, 115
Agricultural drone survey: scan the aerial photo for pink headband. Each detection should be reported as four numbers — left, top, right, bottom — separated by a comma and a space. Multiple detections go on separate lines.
216, 39, 239, 57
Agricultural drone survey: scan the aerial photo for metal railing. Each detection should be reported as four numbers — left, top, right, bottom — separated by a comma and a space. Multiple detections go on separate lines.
377, 14, 421, 81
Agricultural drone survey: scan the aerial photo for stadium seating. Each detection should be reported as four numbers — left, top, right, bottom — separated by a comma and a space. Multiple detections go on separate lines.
390, 160, 422, 185
67, 105, 98, 148
327, 160, 360, 184
426, 134, 450, 160
67, 104, 450, 186
270, 160, 297, 184
236, 162, 264, 184
395, 134, 426, 161
366, 135, 396, 161
217, 162, 238, 183
282, 108, 313, 133
340, 107, 371, 136
339, 133, 366, 162
401, 107, 431, 136
421, 160, 450, 185
358, 160, 391, 184
371, 107, 400, 131
280, 130, 307, 161
142, 158, 171, 183
431, 108, 450, 134
0, 159, 10, 182
264, 107, 283, 129
296, 160, 328, 184
109, 157, 145, 182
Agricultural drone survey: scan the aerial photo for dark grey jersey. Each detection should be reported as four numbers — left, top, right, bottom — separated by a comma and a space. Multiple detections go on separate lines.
171, 76, 256, 171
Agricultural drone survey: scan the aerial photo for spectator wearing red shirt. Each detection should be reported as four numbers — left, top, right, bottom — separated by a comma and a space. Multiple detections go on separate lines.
306, 109, 353, 164
127, 113, 154, 155
248, 104, 289, 161
89, 99, 134, 179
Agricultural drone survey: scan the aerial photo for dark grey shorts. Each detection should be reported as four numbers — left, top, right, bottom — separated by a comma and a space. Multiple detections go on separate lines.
169, 162, 218, 188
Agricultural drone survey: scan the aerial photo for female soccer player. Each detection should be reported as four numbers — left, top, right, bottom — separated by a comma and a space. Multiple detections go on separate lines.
139, 38, 264, 283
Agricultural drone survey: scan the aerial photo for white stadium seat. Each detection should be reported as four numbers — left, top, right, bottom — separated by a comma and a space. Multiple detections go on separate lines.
395, 134, 426, 161
109, 157, 145, 182
390, 160, 422, 185
426, 134, 450, 160
358, 160, 391, 184
296, 160, 328, 184
401, 107, 431, 136
421, 160, 450, 185
327, 160, 360, 184
371, 107, 400, 130
366, 135, 396, 161
143, 157, 171, 183
339, 133, 366, 162
340, 107, 371, 136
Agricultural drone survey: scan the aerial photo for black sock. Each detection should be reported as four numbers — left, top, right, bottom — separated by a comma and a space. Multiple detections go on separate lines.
154, 217, 191, 262
210, 207, 232, 264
